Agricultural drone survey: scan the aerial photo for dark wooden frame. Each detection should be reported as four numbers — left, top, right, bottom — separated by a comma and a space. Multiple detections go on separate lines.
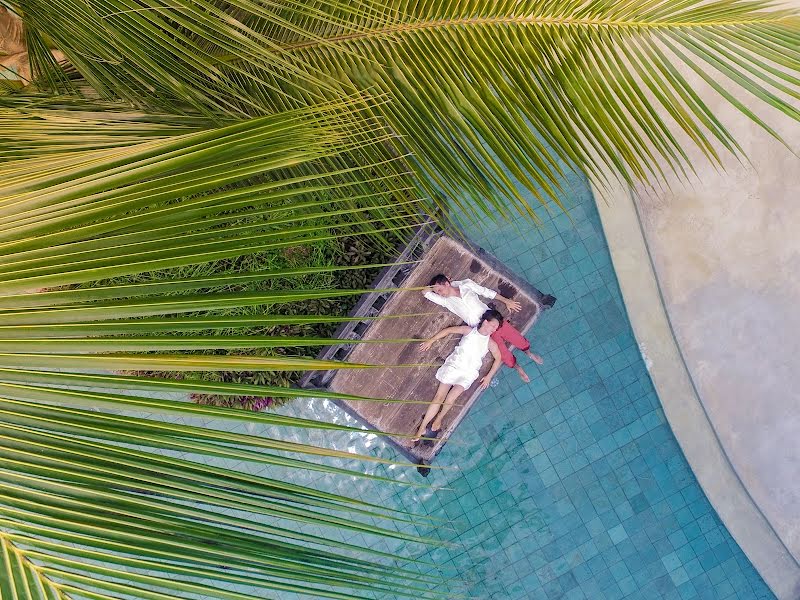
299, 225, 555, 473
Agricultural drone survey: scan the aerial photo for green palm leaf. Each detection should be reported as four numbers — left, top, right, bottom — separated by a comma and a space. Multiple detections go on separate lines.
0, 94, 212, 160
10, 0, 799, 219
0, 394, 448, 600
0, 97, 449, 598
4, 2, 797, 597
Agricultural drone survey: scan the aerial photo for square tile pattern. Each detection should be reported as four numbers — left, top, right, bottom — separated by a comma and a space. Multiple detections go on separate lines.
164, 174, 774, 599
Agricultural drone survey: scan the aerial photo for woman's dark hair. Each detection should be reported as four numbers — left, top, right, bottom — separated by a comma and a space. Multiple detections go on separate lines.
479, 308, 504, 328
429, 274, 450, 286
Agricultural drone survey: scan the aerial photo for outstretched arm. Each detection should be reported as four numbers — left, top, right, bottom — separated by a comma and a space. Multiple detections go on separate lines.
420, 325, 471, 351
495, 293, 521, 313
478, 340, 504, 391
463, 279, 521, 313
423, 288, 448, 307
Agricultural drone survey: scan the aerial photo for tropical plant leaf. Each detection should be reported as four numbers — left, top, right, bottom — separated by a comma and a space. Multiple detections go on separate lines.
10, 0, 799, 219
0, 93, 212, 161
0, 535, 66, 600
0, 98, 420, 290
0, 410, 449, 598
0, 95, 429, 411
21, 19, 71, 93
0, 367, 435, 405
0, 375, 451, 599
0, 261, 417, 307
0, 95, 448, 598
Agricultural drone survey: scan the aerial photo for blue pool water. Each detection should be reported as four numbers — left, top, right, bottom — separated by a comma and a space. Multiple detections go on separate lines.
285, 175, 772, 599
168, 173, 776, 599
406, 177, 776, 599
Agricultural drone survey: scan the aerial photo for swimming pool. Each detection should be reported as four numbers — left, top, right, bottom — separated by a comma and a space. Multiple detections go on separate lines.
259, 172, 776, 599
150, 172, 775, 599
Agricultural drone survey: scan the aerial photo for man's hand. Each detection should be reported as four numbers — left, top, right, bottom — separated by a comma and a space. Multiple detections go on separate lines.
478, 375, 492, 391
420, 339, 434, 352
504, 298, 522, 313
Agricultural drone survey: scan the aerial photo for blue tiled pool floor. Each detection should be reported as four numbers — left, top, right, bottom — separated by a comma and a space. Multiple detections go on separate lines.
402, 179, 773, 599
195, 174, 775, 599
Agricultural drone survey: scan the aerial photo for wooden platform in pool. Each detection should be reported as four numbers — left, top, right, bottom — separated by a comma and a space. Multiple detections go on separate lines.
301, 230, 554, 471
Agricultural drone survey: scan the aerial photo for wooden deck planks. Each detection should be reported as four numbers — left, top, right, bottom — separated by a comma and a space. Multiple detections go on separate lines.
312, 235, 549, 465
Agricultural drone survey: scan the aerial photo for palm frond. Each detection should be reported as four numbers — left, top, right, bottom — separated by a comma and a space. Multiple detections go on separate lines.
0, 94, 212, 160
0, 398, 447, 599
12, 0, 799, 219
0, 261, 415, 307
0, 97, 444, 599
0, 97, 418, 289
21, 18, 71, 93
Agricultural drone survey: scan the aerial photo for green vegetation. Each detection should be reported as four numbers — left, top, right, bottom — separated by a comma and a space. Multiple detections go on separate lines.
0, 1, 798, 598
107, 235, 398, 410
13, 1, 800, 216
0, 102, 439, 599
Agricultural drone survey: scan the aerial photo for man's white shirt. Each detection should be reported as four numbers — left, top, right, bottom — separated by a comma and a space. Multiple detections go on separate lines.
424, 279, 497, 327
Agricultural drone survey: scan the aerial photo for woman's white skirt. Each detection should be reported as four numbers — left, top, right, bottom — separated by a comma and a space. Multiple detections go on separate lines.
435, 362, 479, 389
433, 328, 488, 390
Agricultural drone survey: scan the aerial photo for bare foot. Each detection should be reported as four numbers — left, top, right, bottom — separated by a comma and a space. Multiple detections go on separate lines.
431, 421, 442, 433
525, 350, 544, 365
411, 425, 425, 444
515, 365, 531, 383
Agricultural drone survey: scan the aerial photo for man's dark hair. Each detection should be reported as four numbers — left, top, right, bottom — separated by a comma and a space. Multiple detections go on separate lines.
429, 274, 450, 286
479, 308, 504, 328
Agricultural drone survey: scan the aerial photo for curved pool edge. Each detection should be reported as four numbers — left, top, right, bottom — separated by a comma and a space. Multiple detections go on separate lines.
592, 179, 800, 600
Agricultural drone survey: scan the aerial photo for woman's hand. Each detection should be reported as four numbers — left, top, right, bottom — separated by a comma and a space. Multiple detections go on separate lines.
420, 339, 434, 352
478, 375, 493, 391
504, 298, 522, 313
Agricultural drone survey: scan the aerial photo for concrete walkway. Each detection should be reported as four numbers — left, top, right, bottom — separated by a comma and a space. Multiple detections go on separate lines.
593, 83, 800, 598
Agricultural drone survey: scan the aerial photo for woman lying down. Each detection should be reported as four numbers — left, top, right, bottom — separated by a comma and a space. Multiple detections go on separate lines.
412, 309, 504, 444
